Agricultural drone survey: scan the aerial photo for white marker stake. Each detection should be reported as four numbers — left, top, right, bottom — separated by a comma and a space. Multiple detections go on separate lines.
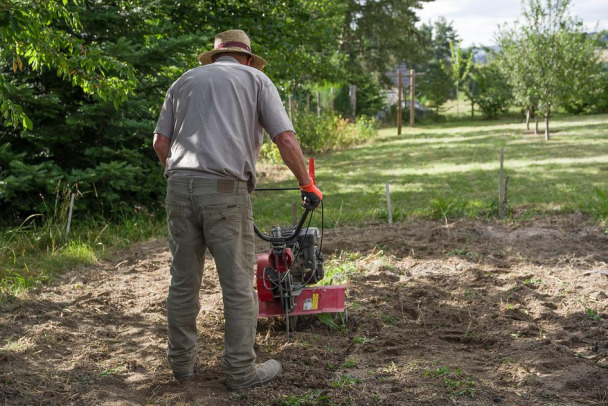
66, 192, 75, 242
385, 183, 393, 225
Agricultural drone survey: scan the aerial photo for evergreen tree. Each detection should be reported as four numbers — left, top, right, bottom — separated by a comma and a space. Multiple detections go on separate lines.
0, 0, 347, 222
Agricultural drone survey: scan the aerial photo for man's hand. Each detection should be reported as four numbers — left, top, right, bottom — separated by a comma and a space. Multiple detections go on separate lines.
300, 181, 323, 210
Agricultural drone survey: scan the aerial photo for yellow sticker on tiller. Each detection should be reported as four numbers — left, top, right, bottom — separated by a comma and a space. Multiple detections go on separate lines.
312, 293, 319, 310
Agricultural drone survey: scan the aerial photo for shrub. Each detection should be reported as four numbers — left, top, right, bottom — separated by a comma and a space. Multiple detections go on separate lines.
291, 112, 376, 155
257, 113, 376, 163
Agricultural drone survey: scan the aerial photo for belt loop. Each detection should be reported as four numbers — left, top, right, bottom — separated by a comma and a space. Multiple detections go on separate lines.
188, 178, 193, 194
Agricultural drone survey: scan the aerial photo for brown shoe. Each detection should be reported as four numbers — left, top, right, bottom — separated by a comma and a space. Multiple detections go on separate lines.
226, 359, 282, 392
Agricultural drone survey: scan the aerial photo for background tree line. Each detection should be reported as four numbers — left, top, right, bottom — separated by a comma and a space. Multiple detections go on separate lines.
414, 0, 607, 128
1, 0, 606, 224
0, 0, 433, 223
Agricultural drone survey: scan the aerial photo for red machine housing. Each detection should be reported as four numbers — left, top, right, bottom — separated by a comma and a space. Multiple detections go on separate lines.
256, 252, 345, 318
254, 158, 345, 321
256, 250, 293, 303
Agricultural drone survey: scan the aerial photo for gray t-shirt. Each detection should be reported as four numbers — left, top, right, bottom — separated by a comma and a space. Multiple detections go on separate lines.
154, 55, 294, 191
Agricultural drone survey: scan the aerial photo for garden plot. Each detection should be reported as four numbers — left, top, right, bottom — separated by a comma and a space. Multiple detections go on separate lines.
1, 214, 607, 405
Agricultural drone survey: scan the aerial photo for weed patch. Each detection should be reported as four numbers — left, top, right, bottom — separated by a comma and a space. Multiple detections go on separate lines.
424, 365, 476, 398
316, 313, 347, 331
331, 374, 361, 388
277, 390, 331, 405
318, 251, 364, 286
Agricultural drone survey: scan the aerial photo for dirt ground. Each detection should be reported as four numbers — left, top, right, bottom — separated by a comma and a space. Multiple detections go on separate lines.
1, 214, 608, 406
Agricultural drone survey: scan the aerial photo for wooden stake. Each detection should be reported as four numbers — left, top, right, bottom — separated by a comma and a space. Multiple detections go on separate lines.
503, 175, 510, 213
66, 192, 75, 242
349, 85, 357, 121
316, 91, 321, 116
498, 148, 505, 218
409, 69, 416, 127
385, 182, 393, 225
397, 69, 402, 135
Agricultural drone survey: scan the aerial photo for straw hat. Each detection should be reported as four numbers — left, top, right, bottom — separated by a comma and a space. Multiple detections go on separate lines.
198, 30, 267, 70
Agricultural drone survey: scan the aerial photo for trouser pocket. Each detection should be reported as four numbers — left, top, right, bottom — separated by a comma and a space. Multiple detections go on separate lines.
204, 204, 242, 242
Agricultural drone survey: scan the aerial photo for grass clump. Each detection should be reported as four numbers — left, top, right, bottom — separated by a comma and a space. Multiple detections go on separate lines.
0, 209, 165, 301
317, 251, 364, 286
277, 390, 331, 406
586, 308, 601, 321
342, 358, 358, 368
331, 374, 361, 388
352, 336, 375, 345
316, 312, 347, 331
424, 365, 476, 398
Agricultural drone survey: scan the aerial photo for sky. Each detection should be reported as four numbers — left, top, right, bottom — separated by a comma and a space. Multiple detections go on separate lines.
416, 0, 608, 47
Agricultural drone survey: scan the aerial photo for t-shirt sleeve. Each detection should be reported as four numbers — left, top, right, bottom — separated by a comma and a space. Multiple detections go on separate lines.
154, 88, 174, 139
258, 79, 295, 140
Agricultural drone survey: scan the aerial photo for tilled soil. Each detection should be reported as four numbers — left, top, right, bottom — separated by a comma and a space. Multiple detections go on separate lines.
1, 214, 608, 405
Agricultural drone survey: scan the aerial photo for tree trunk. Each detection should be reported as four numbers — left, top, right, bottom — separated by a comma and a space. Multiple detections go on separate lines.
526, 109, 531, 130
535, 115, 539, 135
544, 115, 550, 141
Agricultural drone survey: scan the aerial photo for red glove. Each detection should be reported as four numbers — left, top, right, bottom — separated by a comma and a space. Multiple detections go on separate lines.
300, 180, 323, 210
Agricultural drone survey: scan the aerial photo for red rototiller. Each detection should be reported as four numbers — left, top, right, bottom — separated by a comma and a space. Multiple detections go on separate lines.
254, 159, 346, 337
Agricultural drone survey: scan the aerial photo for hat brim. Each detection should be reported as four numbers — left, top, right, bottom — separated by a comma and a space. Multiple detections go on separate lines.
198, 48, 267, 70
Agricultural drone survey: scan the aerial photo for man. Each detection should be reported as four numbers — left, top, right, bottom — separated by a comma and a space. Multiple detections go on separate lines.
152, 29, 322, 391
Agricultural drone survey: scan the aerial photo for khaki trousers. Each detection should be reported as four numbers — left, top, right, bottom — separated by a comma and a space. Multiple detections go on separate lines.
165, 177, 258, 384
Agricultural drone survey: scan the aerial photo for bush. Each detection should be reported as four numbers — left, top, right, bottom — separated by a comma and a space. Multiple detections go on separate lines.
293, 112, 376, 154
257, 113, 376, 162
258, 134, 283, 164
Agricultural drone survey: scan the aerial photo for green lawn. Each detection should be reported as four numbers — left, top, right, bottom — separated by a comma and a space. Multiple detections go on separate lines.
252, 113, 608, 228
3, 113, 607, 299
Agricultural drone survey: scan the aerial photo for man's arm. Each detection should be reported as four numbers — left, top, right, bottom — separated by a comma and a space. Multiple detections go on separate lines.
273, 131, 323, 209
153, 133, 171, 168
273, 131, 311, 186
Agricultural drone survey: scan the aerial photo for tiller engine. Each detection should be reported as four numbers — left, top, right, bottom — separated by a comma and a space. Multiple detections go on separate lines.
254, 160, 346, 336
